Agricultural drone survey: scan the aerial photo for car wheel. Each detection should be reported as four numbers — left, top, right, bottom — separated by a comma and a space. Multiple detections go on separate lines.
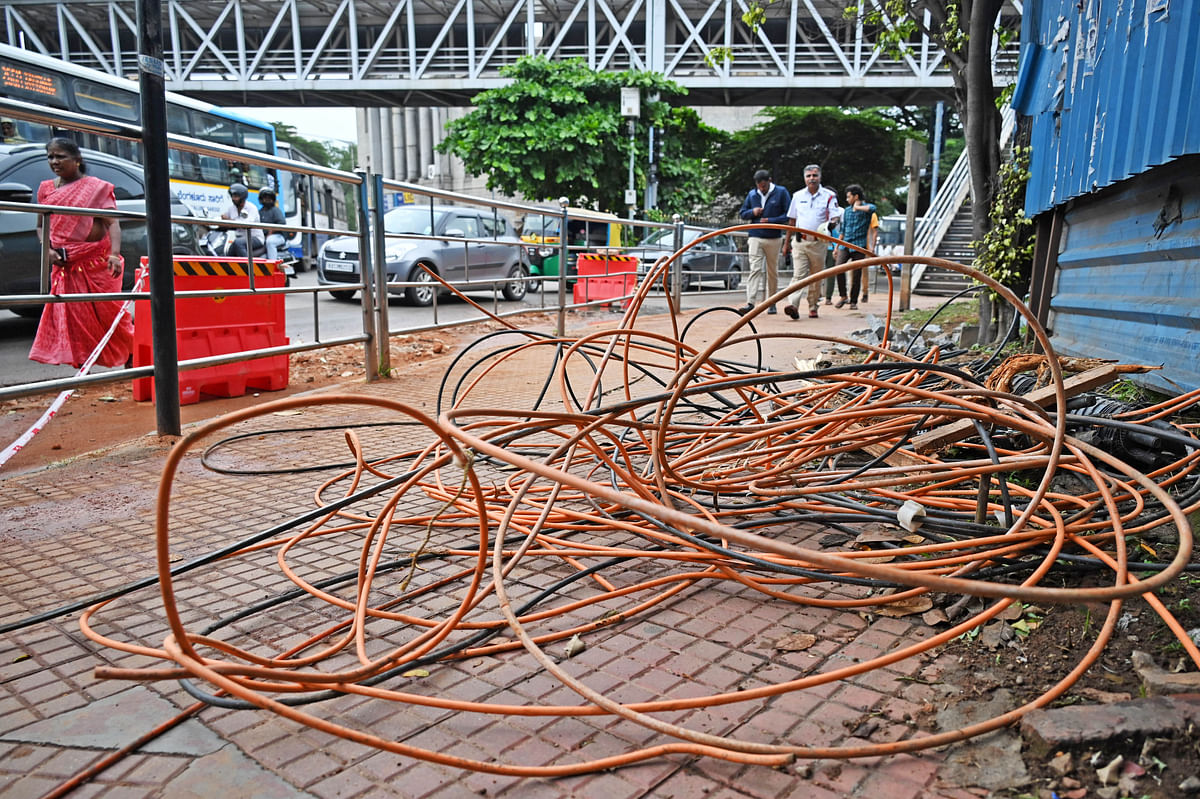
502, 265, 528, 301
10, 305, 43, 319
329, 289, 357, 301
405, 265, 436, 306
680, 270, 695, 292
724, 266, 742, 291
527, 278, 542, 294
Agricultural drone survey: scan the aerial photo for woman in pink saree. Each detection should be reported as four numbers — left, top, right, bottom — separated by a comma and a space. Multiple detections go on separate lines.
28, 138, 132, 368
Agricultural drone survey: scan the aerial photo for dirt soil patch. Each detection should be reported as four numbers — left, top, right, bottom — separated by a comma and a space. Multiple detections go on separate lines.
932, 568, 1200, 798
1, 313, 559, 475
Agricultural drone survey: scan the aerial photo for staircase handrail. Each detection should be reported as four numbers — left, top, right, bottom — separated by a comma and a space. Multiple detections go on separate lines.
910, 106, 1017, 286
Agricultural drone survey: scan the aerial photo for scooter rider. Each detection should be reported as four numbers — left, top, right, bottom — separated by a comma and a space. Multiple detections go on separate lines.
220, 182, 264, 258
257, 188, 288, 261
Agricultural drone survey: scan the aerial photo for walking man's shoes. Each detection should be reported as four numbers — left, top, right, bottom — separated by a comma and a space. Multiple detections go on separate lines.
737, 303, 754, 315
783, 305, 799, 319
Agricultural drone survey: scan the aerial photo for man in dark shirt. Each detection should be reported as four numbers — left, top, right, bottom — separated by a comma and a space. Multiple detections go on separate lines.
257, 188, 288, 261
832, 184, 876, 310
737, 169, 791, 315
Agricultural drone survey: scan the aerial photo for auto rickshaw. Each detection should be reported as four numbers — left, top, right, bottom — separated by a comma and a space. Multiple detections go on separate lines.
520, 208, 623, 287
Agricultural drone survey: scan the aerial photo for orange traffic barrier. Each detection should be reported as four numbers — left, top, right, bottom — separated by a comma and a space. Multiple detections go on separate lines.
574, 252, 637, 307
132, 257, 289, 405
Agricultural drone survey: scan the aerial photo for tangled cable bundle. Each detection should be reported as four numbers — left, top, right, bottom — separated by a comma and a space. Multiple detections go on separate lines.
83, 225, 1200, 777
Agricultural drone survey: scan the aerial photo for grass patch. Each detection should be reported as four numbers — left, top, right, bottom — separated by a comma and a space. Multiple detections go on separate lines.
893, 300, 979, 328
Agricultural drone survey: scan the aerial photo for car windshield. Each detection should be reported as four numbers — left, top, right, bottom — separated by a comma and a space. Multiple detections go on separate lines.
383, 207, 446, 236
522, 214, 559, 237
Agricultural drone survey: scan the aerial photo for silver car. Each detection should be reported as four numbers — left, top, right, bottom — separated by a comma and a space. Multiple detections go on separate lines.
318, 205, 529, 306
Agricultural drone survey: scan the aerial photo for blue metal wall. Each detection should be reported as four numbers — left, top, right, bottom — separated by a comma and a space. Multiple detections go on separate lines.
1014, 0, 1200, 216
1051, 160, 1200, 394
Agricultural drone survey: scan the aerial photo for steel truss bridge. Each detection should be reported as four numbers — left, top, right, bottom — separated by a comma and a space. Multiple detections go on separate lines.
2, 0, 1020, 108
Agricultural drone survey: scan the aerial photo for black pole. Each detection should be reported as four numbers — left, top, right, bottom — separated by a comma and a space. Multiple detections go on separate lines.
137, 0, 180, 435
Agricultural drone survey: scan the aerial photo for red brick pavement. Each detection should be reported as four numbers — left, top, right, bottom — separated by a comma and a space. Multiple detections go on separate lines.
0, 294, 987, 798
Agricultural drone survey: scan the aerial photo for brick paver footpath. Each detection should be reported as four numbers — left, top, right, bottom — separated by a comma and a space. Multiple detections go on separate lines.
2, 293, 1010, 798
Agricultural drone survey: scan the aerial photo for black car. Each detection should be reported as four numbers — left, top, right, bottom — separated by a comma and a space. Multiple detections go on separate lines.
0, 143, 200, 317
634, 228, 744, 290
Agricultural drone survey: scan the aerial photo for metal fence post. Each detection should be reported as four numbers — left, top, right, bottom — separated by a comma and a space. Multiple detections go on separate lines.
355, 172, 379, 380
137, 0, 181, 436
556, 197, 569, 336
671, 214, 684, 307
370, 174, 391, 376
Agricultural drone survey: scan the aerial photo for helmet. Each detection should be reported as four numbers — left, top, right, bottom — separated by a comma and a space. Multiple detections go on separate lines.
228, 182, 248, 200
258, 188, 276, 202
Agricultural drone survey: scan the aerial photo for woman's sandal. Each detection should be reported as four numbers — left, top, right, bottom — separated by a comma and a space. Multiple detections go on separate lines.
834, 297, 847, 309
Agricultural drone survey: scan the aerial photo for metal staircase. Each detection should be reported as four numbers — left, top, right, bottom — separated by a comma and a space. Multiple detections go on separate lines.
914, 201, 976, 295
910, 107, 1016, 294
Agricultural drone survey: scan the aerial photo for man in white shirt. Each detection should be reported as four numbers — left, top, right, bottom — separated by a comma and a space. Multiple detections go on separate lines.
783, 164, 842, 319
221, 182, 265, 257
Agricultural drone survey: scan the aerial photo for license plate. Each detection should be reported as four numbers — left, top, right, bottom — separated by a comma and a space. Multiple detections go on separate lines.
324, 260, 356, 273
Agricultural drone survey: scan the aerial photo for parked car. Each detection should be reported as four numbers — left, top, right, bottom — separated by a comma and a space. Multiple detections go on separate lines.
0, 143, 201, 317
318, 205, 529, 305
634, 228, 744, 290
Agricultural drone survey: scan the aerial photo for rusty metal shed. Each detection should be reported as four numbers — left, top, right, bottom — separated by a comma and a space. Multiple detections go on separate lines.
1014, 0, 1199, 395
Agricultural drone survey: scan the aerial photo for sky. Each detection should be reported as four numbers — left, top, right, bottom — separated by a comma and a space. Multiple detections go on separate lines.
228, 106, 358, 146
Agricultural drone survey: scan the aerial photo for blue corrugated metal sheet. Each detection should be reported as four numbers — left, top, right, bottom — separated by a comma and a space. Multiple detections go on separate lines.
1049, 160, 1200, 394
1015, 0, 1200, 216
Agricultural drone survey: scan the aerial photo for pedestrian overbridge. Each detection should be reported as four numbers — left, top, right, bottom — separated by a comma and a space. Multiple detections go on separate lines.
2, 0, 1021, 108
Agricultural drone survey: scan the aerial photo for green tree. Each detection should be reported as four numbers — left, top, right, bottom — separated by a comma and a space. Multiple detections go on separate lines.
743, 1, 1013, 240
438, 56, 717, 214
708, 107, 908, 215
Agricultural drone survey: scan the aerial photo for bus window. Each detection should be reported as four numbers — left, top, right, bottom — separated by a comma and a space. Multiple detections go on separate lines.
72, 78, 138, 121
245, 163, 271, 191
240, 126, 270, 155
165, 106, 191, 135
194, 111, 235, 146
199, 154, 227, 184
277, 170, 296, 216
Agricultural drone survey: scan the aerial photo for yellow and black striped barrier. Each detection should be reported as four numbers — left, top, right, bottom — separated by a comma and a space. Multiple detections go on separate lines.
171, 257, 281, 277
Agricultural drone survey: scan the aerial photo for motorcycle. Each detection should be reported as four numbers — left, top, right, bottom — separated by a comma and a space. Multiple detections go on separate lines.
200, 223, 297, 285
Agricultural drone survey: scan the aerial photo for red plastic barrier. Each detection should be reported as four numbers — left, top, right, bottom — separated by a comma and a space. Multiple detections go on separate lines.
574, 253, 637, 307
132, 257, 289, 405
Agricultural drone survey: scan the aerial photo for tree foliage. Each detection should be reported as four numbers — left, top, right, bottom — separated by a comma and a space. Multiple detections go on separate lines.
843, 0, 1009, 239
975, 144, 1033, 295
745, 0, 1012, 239
708, 107, 908, 215
438, 56, 717, 215
270, 122, 356, 171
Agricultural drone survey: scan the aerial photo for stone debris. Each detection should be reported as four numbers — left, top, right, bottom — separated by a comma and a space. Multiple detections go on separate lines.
1131, 650, 1200, 695
1020, 694, 1200, 758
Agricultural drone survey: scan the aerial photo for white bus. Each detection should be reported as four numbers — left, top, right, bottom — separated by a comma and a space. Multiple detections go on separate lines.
275, 141, 350, 264
0, 43, 277, 219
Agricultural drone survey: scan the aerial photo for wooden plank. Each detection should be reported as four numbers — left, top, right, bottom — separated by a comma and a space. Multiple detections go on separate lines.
910, 364, 1126, 454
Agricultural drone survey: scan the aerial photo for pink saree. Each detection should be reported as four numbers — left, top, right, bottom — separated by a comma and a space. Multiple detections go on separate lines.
28, 175, 133, 368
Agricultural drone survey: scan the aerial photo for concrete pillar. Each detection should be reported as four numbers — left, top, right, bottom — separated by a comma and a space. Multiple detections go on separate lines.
380, 107, 394, 179
391, 108, 404, 182
368, 107, 384, 177
355, 108, 370, 170
433, 107, 447, 187
404, 108, 419, 181
418, 108, 434, 182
